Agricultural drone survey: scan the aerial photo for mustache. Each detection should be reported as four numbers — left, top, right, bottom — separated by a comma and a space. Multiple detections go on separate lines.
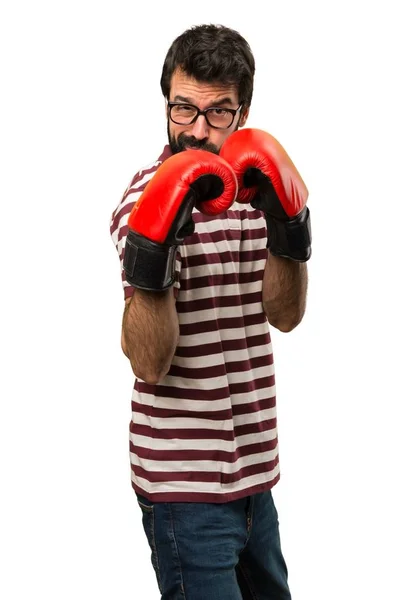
177, 134, 219, 154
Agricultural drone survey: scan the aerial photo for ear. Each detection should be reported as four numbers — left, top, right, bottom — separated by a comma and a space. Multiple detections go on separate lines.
239, 106, 249, 128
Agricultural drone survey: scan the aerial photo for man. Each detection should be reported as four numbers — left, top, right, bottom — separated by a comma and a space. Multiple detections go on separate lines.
110, 23, 311, 600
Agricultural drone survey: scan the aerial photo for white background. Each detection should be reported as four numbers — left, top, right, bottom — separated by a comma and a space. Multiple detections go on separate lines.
1, 1, 399, 598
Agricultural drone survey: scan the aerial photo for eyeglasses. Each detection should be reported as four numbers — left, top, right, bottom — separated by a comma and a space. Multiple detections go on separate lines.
168, 102, 242, 130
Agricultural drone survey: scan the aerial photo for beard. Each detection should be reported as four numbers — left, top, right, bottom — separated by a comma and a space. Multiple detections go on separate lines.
168, 124, 220, 155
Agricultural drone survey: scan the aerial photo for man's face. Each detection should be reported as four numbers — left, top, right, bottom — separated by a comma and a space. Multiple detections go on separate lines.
167, 69, 248, 155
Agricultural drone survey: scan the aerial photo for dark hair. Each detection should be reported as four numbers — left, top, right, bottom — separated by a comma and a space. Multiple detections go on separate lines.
160, 24, 255, 109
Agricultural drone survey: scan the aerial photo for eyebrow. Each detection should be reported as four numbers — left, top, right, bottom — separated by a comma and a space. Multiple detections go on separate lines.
172, 95, 235, 107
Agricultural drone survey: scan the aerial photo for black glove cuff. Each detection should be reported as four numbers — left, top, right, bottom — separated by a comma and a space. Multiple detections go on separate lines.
123, 230, 178, 292
266, 206, 312, 262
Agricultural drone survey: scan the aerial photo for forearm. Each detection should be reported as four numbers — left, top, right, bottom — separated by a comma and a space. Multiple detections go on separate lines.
122, 288, 179, 384
262, 253, 308, 332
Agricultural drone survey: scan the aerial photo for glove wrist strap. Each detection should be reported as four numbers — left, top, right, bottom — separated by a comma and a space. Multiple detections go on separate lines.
266, 206, 312, 262
123, 230, 177, 292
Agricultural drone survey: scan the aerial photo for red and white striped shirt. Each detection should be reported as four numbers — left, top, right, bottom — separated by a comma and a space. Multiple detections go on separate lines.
110, 145, 280, 503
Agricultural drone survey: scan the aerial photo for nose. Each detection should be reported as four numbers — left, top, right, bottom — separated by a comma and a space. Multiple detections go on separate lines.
190, 114, 209, 140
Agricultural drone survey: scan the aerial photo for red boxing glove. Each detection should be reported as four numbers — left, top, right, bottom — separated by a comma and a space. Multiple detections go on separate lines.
123, 149, 238, 291
220, 128, 311, 261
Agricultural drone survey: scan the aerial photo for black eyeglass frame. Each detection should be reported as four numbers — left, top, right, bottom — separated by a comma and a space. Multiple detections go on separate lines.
167, 102, 243, 130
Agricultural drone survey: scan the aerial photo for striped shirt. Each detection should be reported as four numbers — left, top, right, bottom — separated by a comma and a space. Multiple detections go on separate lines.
110, 145, 280, 503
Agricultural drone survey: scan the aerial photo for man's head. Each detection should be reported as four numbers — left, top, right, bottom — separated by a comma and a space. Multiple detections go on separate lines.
161, 24, 255, 154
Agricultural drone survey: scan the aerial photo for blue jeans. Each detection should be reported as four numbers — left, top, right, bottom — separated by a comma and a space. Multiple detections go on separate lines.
135, 490, 292, 599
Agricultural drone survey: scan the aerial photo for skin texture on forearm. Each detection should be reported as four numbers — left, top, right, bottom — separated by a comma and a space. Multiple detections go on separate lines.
262, 253, 308, 332
122, 288, 180, 384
